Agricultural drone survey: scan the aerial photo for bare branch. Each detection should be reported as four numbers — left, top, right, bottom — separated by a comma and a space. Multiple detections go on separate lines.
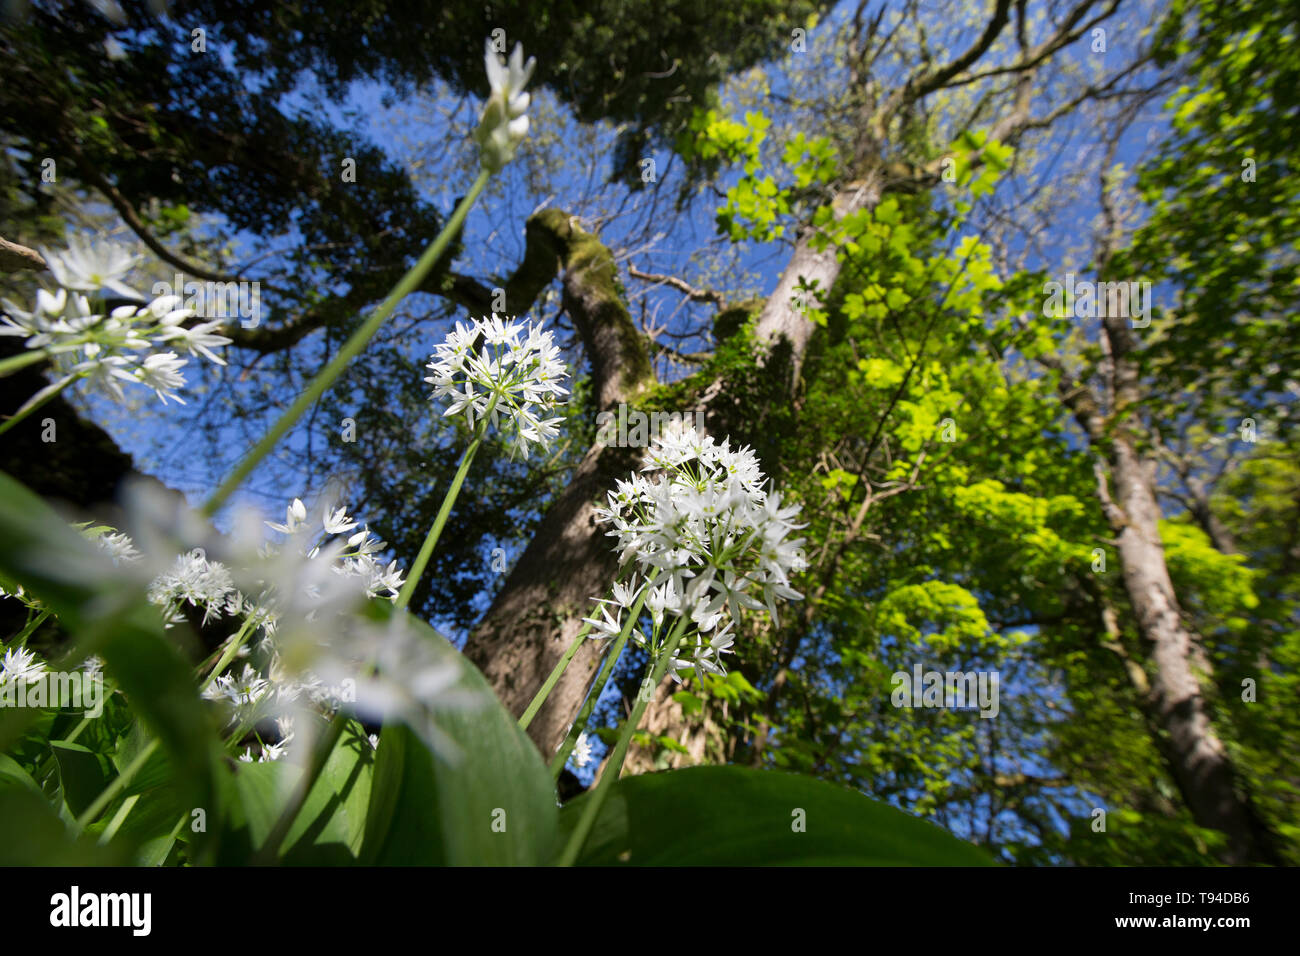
627, 265, 725, 306
0, 236, 46, 274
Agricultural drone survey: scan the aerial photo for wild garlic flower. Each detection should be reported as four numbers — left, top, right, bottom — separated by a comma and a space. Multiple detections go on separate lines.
94, 529, 142, 565
306, 612, 480, 762
81, 484, 474, 763
1, 236, 232, 408
0, 582, 33, 607
0, 646, 47, 687
236, 721, 294, 763
147, 548, 243, 627
41, 234, 142, 300
425, 314, 568, 459
571, 731, 594, 769
474, 41, 535, 172
265, 497, 406, 603
203, 662, 270, 713
593, 423, 807, 678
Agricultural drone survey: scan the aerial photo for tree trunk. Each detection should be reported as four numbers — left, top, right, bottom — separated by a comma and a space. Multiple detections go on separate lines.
1107, 436, 1280, 864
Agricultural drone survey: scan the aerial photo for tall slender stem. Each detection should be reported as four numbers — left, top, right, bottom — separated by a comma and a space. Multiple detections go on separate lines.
519, 623, 592, 732
202, 169, 492, 518
549, 629, 628, 779
556, 615, 689, 866
395, 394, 499, 610
547, 581, 656, 775
0, 348, 51, 378
99, 794, 140, 845
75, 738, 159, 832
199, 614, 259, 691
12, 608, 51, 648
0, 377, 72, 437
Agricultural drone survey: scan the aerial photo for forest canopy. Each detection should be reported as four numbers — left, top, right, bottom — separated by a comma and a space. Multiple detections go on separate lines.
0, 0, 1296, 869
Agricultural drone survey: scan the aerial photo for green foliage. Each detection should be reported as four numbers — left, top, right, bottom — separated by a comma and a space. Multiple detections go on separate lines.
1119, 0, 1300, 411
558, 765, 996, 865
360, 621, 559, 865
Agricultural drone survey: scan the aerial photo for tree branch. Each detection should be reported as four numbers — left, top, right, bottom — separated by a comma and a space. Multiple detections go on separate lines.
0, 236, 46, 273
627, 265, 725, 306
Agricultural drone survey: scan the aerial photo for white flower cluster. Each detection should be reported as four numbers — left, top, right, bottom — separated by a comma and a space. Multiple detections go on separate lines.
0, 238, 230, 405
590, 423, 807, 680
148, 549, 243, 627
236, 716, 295, 764
571, 730, 594, 769
44, 235, 141, 300
425, 314, 568, 459
95, 530, 142, 565
82, 488, 472, 761
264, 497, 406, 605
473, 41, 535, 172
0, 646, 47, 687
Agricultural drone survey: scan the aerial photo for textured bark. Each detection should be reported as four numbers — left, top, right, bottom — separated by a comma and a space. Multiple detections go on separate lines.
753, 174, 883, 379
595, 678, 719, 782
0, 340, 138, 511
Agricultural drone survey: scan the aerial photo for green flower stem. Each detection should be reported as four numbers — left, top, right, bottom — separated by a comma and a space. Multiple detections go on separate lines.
75, 737, 160, 832
395, 394, 500, 611
548, 628, 626, 779
254, 713, 347, 864
98, 793, 140, 845
223, 713, 262, 757
13, 608, 51, 648
200, 614, 259, 691
556, 615, 690, 866
526, 572, 662, 735
0, 348, 51, 378
547, 582, 656, 776
519, 622, 593, 732
0, 377, 72, 437
61, 715, 92, 745
202, 167, 493, 518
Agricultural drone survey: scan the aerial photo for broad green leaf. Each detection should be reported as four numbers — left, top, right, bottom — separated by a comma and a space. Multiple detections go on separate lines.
558, 765, 996, 865
112, 722, 174, 796
359, 616, 558, 865
0, 789, 129, 865
50, 741, 114, 818
110, 785, 188, 866
226, 719, 375, 864
0, 752, 44, 797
